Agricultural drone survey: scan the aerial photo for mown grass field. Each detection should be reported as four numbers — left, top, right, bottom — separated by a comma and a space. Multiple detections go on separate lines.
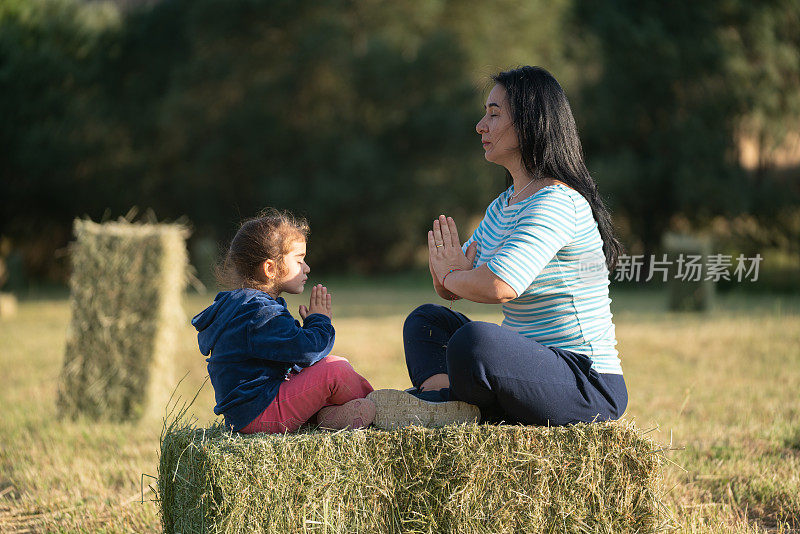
1, 278, 799, 532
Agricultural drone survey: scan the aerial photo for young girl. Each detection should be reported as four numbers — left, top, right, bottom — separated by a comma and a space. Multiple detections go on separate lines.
191, 208, 375, 433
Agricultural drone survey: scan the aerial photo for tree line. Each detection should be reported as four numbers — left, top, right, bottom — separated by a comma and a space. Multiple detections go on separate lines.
1, 0, 798, 283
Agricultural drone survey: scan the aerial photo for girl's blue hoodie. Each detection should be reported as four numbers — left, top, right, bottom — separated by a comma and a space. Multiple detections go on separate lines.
191, 288, 334, 431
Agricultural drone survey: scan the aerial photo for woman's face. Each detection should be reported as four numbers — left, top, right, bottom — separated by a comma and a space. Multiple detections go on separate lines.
476, 84, 520, 168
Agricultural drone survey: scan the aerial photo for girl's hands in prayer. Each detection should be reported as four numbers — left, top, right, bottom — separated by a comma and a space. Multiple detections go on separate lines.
428, 215, 478, 285
299, 284, 332, 320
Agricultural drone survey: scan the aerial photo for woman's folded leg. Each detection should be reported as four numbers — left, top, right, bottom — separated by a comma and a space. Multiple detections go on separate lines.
403, 303, 471, 390
446, 321, 627, 426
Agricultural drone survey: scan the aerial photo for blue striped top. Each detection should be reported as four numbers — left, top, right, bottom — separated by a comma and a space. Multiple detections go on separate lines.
462, 182, 622, 374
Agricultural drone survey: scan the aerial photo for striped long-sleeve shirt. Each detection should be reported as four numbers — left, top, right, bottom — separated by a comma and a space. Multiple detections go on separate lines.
462, 182, 622, 374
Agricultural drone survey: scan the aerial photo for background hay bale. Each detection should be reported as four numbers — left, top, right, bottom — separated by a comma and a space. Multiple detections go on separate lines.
159, 421, 668, 533
58, 219, 188, 420
663, 232, 715, 312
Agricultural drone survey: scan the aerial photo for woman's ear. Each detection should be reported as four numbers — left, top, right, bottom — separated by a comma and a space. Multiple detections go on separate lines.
261, 259, 277, 281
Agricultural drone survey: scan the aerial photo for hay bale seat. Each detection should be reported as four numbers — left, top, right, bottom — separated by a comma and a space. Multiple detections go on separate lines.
58, 218, 188, 421
158, 421, 667, 533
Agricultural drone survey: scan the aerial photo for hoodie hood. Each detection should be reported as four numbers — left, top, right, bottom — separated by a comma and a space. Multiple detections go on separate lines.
191, 291, 240, 356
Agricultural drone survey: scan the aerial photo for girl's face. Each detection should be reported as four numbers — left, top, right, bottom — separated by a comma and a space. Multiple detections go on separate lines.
274, 239, 309, 296
475, 84, 520, 169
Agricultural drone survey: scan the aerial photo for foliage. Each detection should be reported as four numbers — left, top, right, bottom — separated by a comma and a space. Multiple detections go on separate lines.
573, 1, 743, 261
0, 0, 576, 277
1, 0, 798, 279
572, 0, 800, 262
0, 0, 123, 279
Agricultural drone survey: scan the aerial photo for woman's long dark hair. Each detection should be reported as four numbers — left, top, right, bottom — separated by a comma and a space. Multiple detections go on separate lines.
492, 66, 624, 271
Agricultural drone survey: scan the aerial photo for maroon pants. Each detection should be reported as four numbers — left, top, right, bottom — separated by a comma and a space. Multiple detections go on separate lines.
240, 355, 373, 434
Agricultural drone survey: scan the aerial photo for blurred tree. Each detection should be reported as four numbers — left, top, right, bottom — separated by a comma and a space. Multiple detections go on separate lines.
124, 0, 482, 271
3, 0, 587, 279
720, 0, 800, 261
723, 0, 800, 180
0, 0, 123, 280
573, 1, 749, 268
574, 0, 800, 268
5, 0, 796, 281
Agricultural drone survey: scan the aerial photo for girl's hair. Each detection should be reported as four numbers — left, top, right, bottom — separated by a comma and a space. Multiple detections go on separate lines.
491, 66, 624, 271
217, 208, 309, 292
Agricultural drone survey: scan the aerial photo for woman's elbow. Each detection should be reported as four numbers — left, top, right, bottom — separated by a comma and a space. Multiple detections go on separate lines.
491, 281, 517, 303
478, 286, 516, 304
474, 267, 517, 303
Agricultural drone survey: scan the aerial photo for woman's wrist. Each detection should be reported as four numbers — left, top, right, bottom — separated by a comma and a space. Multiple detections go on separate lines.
441, 268, 463, 291
439, 286, 459, 300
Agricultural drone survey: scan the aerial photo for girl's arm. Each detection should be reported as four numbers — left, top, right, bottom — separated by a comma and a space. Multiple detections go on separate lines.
248, 308, 335, 367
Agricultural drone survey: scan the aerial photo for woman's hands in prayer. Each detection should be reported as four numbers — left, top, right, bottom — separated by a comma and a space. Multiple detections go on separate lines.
428, 215, 478, 287
427, 214, 517, 304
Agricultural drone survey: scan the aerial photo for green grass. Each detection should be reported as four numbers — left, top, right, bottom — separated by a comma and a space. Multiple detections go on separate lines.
1, 279, 799, 532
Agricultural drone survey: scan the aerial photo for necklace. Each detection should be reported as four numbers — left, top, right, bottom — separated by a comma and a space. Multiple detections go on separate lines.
509, 179, 535, 201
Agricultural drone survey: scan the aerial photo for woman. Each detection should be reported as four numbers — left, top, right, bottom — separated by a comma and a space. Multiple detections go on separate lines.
369, 66, 627, 428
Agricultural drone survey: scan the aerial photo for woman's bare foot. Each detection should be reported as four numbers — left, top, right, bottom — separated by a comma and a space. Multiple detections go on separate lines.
316, 398, 376, 430
419, 373, 450, 392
